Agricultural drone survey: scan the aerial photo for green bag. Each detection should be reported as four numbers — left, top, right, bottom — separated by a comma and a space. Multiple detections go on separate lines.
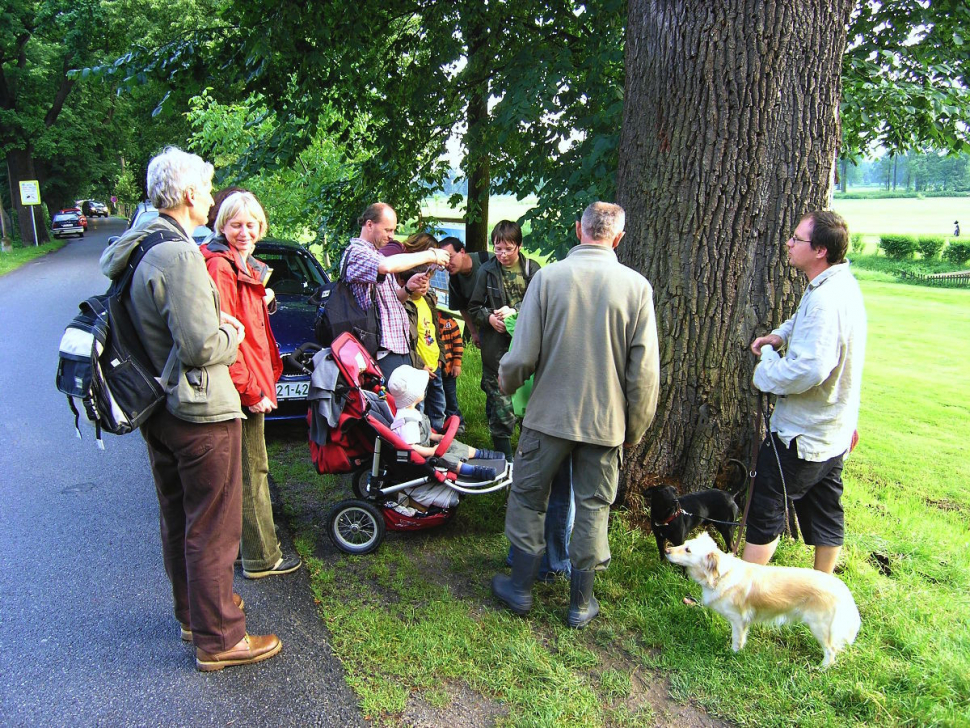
504, 313, 534, 417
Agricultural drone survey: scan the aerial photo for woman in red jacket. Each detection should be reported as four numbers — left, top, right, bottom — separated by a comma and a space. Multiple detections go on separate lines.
202, 191, 300, 579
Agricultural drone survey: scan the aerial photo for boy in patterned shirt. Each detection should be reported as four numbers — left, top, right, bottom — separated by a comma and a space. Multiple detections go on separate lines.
437, 309, 466, 434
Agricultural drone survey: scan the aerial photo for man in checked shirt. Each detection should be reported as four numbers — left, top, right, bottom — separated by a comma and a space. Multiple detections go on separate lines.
744, 210, 867, 574
343, 203, 450, 380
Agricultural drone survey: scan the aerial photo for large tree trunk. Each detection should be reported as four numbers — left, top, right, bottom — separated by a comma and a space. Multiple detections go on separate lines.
6, 146, 48, 245
463, 17, 491, 254
616, 0, 852, 496
465, 87, 491, 254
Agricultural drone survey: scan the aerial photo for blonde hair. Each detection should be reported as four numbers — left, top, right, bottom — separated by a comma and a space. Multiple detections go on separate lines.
215, 191, 268, 240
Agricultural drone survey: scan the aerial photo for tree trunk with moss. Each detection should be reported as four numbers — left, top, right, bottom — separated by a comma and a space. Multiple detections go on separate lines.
616, 0, 853, 497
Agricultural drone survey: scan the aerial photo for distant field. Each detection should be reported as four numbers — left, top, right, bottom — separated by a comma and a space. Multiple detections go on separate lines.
425, 194, 969, 243
421, 194, 538, 230
832, 196, 969, 238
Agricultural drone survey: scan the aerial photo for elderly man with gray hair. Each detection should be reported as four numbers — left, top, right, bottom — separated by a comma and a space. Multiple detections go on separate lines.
100, 147, 281, 671
491, 201, 660, 627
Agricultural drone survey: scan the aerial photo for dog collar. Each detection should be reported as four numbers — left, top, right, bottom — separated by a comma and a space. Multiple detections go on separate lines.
654, 507, 684, 527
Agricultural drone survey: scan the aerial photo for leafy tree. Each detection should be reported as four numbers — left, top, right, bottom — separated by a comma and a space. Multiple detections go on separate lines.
185, 89, 353, 258
95, 1, 966, 258
841, 0, 970, 161
1, 0, 211, 244
94, 0, 624, 253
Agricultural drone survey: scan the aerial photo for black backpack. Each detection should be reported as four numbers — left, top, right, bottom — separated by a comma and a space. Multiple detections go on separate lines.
56, 230, 181, 447
312, 249, 381, 356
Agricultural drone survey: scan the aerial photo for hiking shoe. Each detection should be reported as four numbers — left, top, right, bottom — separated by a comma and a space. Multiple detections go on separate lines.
195, 633, 281, 672
181, 593, 245, 641
243, 555, 301, 580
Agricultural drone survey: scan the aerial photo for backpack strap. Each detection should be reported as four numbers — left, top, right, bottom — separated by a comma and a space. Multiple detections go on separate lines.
109, 229, 184, 298
109, 228, 183, 385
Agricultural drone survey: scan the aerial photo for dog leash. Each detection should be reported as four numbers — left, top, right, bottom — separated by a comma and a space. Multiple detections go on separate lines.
762, 397, 801, 541
733, 399, 763, 555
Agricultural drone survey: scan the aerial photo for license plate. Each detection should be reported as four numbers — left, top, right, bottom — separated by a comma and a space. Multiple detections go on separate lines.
276, 380, 310, 400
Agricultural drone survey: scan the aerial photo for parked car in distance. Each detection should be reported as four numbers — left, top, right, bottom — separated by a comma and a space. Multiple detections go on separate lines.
51, 212, 84, 238
82, 200, 109, 217
60, 207, 87, 229
252, 240, 330, 421
129, 202, 208, 241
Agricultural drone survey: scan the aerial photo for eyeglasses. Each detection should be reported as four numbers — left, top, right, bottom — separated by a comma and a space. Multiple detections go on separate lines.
789, 234, 812, 245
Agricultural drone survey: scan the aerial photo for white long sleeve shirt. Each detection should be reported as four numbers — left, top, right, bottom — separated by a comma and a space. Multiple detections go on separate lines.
753, 263, 867, 461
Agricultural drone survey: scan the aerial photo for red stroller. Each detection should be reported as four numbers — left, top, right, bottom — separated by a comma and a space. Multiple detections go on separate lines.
302, 332, 513, 554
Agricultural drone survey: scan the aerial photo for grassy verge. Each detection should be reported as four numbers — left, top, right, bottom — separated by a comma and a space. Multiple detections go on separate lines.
0, 240, 67, 276
267, 279, 970, 726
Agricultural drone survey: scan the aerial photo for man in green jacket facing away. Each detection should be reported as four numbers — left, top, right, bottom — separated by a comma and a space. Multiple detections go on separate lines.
492, 201, 660, 628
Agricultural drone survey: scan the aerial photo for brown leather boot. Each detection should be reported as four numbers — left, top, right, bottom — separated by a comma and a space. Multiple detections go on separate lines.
180, 593, 245, 641
196, 633, 282, 672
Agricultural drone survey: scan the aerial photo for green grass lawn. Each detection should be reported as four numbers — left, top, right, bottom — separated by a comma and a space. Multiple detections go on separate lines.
267, 278, 970, 726
832, 196, 970, 239
419, 194, 970, 260
0, 239, 67, 276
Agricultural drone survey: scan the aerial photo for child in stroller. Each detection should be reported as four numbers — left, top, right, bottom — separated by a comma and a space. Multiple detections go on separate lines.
303, 332, 514, 554
387, 365, 505, 484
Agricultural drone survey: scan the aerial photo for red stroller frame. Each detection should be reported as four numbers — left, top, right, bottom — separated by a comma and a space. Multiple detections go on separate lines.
306, 332, 513, 554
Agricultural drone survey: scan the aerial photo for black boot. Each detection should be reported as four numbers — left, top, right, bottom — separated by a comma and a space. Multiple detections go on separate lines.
460, 464, 497, 481
567, 569, 600, 628
492, 436, 513, 460
491, 547, 543, 615
474, 448, 506, 460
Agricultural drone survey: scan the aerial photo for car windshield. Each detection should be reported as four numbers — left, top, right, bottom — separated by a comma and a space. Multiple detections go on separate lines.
256, 247, 326, 295
53, 214, 77, 222
132, 210, 160, 229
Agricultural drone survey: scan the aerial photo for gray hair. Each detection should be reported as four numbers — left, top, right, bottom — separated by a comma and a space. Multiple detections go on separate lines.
146, 146, 214, 210
581, 202, 625, 242
215, 191, 268, 240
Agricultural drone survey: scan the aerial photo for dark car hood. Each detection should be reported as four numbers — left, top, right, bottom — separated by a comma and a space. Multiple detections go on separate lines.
272, 295, 318, 355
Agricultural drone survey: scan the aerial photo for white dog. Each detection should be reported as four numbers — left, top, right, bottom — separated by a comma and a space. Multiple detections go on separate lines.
666, 533, 860, 667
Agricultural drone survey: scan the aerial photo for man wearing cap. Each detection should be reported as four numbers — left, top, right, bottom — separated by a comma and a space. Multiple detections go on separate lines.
491, 201, 660, 628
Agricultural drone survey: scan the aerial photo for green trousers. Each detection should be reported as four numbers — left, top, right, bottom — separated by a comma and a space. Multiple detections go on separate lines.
240, 413, 282, 571
505, 427, 621, 572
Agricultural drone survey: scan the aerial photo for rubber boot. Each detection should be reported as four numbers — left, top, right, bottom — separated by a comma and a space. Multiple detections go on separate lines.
492, 436, 514, 460
491, 547, 543, 615
567, 569, 600, 628
474, 448, 506, 460
460, 464, 497, 481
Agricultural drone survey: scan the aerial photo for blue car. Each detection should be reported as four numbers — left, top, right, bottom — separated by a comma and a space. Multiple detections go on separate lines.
253, 240, 330, 421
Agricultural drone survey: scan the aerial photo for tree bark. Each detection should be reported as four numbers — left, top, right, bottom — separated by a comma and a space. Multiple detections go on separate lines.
616, 0, 853, 495
462, 11, 491, 254
465, 88, 491, 254
6, 146, 48, 245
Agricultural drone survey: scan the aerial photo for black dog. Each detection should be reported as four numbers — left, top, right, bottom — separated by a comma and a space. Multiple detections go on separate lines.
648, 485, 740, 562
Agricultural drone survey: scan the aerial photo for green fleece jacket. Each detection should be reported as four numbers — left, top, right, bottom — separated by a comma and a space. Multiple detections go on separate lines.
99, 214, 242, 423
498, 244, 659, 448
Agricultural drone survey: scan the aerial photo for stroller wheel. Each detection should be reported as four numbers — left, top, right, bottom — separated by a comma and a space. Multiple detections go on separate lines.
327, 499, 385, 555
352, 466, 377, 499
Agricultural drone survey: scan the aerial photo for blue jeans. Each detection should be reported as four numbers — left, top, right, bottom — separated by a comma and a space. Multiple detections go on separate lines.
507, 459, 574, 579
378, 352, 412, 383
425, 365, 447, 431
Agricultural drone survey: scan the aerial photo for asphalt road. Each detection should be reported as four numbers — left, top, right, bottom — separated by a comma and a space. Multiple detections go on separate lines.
0, 218, 364, 727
